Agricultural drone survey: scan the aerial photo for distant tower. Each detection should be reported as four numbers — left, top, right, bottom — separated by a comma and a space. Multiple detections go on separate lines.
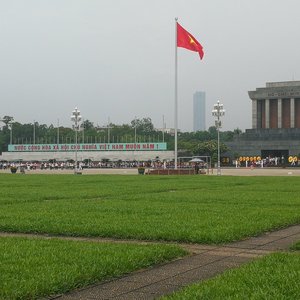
193, 91, 206, 132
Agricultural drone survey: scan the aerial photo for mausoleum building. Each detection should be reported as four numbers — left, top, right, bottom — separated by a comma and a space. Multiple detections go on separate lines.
226, 81, 300, 159
249, 81, 300, 129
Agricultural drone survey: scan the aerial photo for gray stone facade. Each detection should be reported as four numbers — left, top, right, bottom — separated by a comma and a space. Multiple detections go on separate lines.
226, 128, 300, 157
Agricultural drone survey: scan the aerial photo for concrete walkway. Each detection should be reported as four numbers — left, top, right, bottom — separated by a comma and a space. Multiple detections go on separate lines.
47, 224, 300, 300
1, 167, 300, 176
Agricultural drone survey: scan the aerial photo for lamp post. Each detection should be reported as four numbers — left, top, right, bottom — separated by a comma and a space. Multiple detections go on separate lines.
8, 122, 13, 145
134, 116, 137, 144
33, 120, 36, 144
162, 115, 166, 143
107, 117, 111, 143
57, 119, 60, 144
71, 107, 82, 173
212, 101, 225, 176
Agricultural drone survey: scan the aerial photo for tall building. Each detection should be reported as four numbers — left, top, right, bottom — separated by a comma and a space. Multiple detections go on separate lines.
193, 91, 206, 132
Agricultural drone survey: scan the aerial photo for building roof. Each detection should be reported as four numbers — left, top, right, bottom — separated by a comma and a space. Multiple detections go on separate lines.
248, 81, 300, 100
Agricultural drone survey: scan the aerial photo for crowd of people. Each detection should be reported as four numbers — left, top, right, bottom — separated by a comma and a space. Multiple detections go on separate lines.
0, 160, 173, 171
0, 159, 210, 172
2, 155, 297, 173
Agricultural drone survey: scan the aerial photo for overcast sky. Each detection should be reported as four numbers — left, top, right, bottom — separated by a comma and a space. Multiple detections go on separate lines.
1, 0, 300, 132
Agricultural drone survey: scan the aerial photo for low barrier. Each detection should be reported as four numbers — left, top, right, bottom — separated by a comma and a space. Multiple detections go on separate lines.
146, 168, 206, 175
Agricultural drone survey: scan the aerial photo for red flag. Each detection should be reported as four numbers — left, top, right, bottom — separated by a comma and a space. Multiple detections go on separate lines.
177, 22, 204, 60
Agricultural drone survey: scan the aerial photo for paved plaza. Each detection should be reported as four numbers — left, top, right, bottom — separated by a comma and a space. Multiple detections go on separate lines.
1, 167, 300, 176
53, 225, 300, 300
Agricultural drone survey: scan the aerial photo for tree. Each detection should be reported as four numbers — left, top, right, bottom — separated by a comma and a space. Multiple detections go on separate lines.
1, 116, 14, 127
208, 126, 217, 137
81, 119, 94, 131
131, 117, 154, 134
233, 128, 242, 135
194, 140, 229, 158
0, 116, 237, 155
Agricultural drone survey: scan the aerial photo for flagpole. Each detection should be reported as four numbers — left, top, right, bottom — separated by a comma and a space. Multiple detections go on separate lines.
174, 17, 178, 169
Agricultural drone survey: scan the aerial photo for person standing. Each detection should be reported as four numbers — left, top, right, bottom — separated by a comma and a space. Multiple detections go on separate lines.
194, 163, 199, 174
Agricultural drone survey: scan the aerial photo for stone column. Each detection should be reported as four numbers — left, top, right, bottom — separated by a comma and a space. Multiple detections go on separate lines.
290, 98, 295, 128
265, 99, 270, 128
252, 99, 257, 129
277, 98, 282, 128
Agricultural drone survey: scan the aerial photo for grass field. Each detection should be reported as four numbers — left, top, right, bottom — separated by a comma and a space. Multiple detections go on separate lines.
0, 174, 299, 299
0, 236, 185, 299
0, 174, 299, 243
291, 241, 300, 250
162, 252, 300, 300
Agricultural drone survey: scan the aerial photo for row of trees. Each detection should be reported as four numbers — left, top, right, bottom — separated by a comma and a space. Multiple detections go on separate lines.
0, 115, 241, 159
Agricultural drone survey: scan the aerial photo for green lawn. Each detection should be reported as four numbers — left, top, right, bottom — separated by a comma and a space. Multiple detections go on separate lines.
0, 236, 185, 299
0, 174, 299, 243
162, 252, 300, 300
291, 241, 300, 250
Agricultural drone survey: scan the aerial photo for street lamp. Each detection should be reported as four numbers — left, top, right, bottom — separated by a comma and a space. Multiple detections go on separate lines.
8, 121, 13, 145
134, 116, 137, 144
212, 101, 225, 176
71, 107, 82, 173
33, 120, 35, 144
